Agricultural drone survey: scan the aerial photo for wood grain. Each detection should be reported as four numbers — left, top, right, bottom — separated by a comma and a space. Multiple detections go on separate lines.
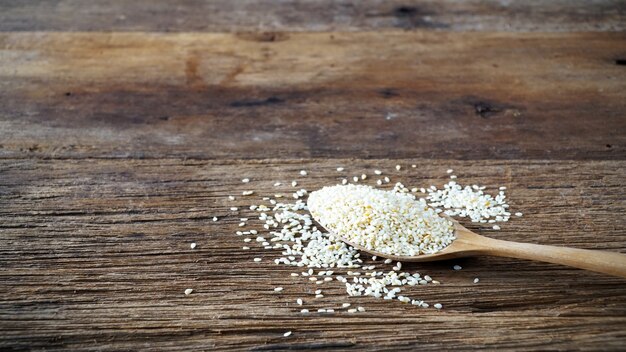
1, 159, 625, 351
1, 0, 625, 32
2, 31, 625, 160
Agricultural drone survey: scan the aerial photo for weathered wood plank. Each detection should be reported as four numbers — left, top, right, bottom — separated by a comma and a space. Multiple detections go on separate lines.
1, 32, 625, 160
1, 0, 625, 32
1, 158, 625, 350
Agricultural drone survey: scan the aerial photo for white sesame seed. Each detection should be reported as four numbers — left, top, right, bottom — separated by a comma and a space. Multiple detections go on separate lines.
357, 306, 365, 312
283, 331, 292, 337
242, 246, 250, 250
297, 298, 303, 305
253, 257, 262, 262
301, 309, 309, 313
492, 225, 501, 230
395, 165, 401, 171
499, 186, 507, 190
190, 242, 196, 249
347, 308, 357, 313
515, 212, 523, 217
315, 294, 324, 298
411, 164, 416, 168
242, 190, 254, 196
228, 196, 235, 201
184, 288, 193, 295
212, 217, 218, 221
353, 176, 359, 182
342, 178, 348, 185
361, 174, 367, 180
374, 170, 382, 175
242, 178, 250, 183
434, 303, 443, 309
315, 289, 322, 294
337, 167, 344, 172
453, 265, 462, 270
274, 287, 283, 292
274, 182, 282, 187
291, 181, 298, 187
300, 170, 307, 176
230, 207, 238, 211
342, 303, 351, 308
446, 169, 453, 174
450, 175, 457, 179
384, 176, 390, 183
474, 278, 480, 284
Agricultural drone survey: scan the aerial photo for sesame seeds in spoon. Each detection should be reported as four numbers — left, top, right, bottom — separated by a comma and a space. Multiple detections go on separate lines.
308, 185, 626, 277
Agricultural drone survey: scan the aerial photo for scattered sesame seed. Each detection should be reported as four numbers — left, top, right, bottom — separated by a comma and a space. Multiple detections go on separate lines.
376, 180, 383, 185
374, 170, 382, 175
274, 182, 282, 187
253, 257, 262, 262
357, 306, 365, 312
434, 303, 443, 309
184, 288, 193, 295
384, 176, 390, 183
230, 207, 238, 211
242, 190, 254, 196
342, 179, 348, 185
453, 265, 462, 270
242, 178, 250, 183
353, 176, 359, 182
291, 181, 298, 187
212, 216, 218, 221
242, 246, 250, 250
228, 196, 235, 201
337, 167, 344, 172
499, 186, 507, 190
274, 287, 283, 292
342, 303, 351, 308
283, 331, 292, 337
515, 212, 523, 217
395, 165, 401, 171
190, 242, 196, 249
411, 164, 416, 168
446, 169, 453, 174
315, 294, 324, 298
492, 225, 501, 230
300, 170, 308, 176
297, 298, 303, 305
301, 309, 309, 313
347, 308, 357, 313
361, 174, 367, 180
450, 175, 457, 179
474, 278, 480, 284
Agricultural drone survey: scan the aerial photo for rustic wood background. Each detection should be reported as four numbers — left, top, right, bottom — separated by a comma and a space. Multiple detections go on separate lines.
1, 1, 625, 350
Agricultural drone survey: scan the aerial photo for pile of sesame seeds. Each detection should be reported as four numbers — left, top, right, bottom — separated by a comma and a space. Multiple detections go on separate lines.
308, 184, 455, 256
200, 166, 522, 334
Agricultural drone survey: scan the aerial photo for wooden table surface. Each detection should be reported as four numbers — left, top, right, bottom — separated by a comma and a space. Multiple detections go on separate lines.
1, 1, 625, 351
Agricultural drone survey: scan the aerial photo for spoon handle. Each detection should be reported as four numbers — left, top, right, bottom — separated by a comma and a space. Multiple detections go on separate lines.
474, 236, 626, 278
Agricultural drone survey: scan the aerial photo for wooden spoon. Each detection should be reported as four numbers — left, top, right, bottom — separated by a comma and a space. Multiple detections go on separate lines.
315, 215, 626, 278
